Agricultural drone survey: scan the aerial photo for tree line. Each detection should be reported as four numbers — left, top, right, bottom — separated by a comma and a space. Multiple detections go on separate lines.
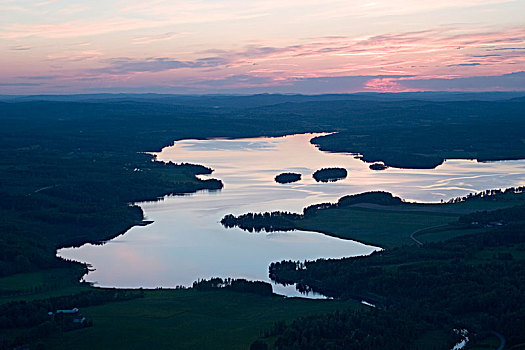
192, 278, 273, 296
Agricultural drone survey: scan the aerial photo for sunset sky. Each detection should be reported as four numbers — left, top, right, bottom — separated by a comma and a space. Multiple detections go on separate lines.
1, 0, 524, 94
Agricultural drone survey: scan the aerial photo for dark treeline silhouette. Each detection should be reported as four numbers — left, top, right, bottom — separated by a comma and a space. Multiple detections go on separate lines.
221, 189, 525, 234
267, 223, 525, 348
192, 278, 272, 296
368, 163, 388, 171
275, 173, 301, 184
259, 308, 460, 350
458, 203, 525, 225
445, 186, 525, 204
221, 212, 300, 232
303, 191, 404, 215
312, 167, 347, 182
221, 192, 403, 232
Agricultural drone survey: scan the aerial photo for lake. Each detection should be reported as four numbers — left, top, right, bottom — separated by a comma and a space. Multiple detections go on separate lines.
58, 133, 525, 296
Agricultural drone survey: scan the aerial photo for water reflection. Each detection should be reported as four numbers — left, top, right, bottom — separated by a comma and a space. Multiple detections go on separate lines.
58, 133, 525, 297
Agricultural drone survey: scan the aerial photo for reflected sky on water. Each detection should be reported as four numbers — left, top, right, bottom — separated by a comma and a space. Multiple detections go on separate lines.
58, 133, 525, 296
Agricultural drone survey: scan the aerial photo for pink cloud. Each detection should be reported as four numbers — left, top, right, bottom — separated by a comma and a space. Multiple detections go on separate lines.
2, 21, 524, 93
46, 50, 104, 62
0, 18, 171, 39
364, 78, 419, 92
132, 32, 185, 45
179, 26, 523, 83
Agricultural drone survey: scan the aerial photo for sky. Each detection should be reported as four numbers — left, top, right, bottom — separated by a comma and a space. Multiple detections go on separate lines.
0, 0, 524, 94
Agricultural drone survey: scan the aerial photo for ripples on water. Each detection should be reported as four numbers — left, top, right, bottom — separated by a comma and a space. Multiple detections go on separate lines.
58, 133, 525, 297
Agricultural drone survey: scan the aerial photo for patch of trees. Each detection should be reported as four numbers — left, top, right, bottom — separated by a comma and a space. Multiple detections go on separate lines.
369, 163, 388, 171
221, 212, 300, 232
165, 161, 215, 175
458, 204, 525, 226
192, 278, 273, 296
312, 167, 347, 182
275, 173, 301, 184
445, 186, 525, 204
338, 191, 403, 207
268, 223, 525, 348
302, 191, 403, 216
258, 307, 460, 350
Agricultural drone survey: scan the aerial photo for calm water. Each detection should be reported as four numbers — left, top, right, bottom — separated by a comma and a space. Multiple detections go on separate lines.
58, 133, 525, 296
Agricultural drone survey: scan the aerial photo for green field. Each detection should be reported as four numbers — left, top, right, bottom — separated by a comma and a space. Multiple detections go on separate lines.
229, 190, 525, 248
297, 205, 456, 247
0, 269, 362, 349
40, 289, 360, 350
0, 267, 90, 305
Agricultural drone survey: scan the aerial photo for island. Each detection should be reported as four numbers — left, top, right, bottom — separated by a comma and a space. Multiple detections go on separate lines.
369, 162, 388, 171
312, 167, 347, 182
274, 172, 301, 184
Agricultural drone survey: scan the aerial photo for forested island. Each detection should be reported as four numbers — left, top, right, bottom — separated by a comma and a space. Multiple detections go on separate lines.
275, 173, 301, 184
369, 162, 388, 170
312, 167, 348, 182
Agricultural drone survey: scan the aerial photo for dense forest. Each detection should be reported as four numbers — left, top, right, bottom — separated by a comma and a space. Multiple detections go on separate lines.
312, 122, 525, 169
259, 308, 457, 350
0, 153, 222, 277
265, 221, 525, 349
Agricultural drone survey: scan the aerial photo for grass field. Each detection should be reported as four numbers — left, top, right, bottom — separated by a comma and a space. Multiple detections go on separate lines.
469, 335, 502, 350
0, 267, 90, 304
40, 289, 361, 350
0, 270, 362, 349
293, 192, 525, 248
297, 205, 456, 247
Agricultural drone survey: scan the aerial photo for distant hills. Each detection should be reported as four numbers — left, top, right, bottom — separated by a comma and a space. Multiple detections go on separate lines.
1, 91, 525, 107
